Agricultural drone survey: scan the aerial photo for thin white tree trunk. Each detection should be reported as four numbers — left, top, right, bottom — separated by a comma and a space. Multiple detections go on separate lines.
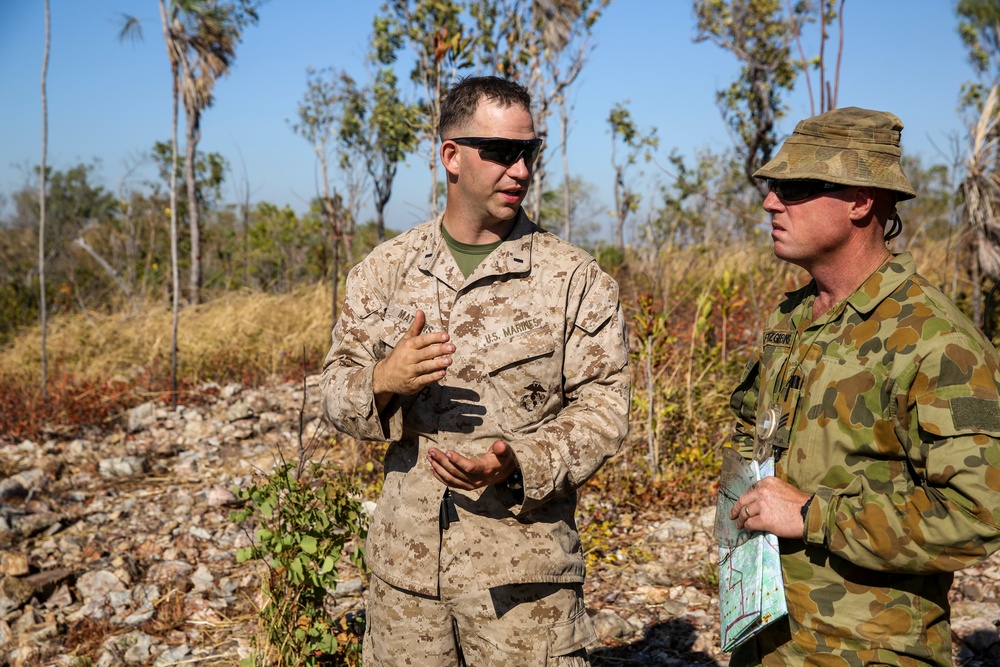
38, 0, 51, 399
74, 236, 132, 297
160, 0, 181, 410
560, 96, 571, 241
184, 106, 202, 305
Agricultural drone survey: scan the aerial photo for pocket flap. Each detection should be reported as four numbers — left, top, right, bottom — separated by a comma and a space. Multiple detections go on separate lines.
484, 325, 556, 374
548, 606, 597, 657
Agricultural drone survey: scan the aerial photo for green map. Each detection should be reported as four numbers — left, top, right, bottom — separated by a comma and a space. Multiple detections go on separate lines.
715, 447, 787, 652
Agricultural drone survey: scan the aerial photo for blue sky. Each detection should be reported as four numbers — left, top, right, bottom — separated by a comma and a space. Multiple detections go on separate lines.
0, 1, 977, 236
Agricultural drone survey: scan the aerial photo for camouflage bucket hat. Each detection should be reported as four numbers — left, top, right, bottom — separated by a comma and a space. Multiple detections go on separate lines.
753, 106, 916, 200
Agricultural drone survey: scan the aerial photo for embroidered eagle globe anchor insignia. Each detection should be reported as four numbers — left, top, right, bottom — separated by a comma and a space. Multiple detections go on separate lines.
519, 382, 546, 411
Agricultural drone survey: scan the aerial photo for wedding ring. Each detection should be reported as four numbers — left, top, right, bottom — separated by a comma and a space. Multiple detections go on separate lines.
744, 505, 750, 518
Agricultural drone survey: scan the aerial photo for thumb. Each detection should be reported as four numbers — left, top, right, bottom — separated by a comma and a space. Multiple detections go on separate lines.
491, 440, 512, 462
403, 309, 425, 339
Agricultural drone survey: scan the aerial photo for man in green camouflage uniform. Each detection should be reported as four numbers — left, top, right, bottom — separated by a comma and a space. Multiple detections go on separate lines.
726, 107, 1000, 666
321, 76, 630, 666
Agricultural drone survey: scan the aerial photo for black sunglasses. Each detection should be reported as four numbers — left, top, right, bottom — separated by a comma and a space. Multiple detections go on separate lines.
767, 179, 849, 202
449, 137, 543, 167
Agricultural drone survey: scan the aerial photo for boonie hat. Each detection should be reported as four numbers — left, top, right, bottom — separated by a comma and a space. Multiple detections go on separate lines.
754, 106, 916, 200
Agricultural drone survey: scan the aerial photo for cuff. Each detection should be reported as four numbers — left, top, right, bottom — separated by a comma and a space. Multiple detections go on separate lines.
804, 486, 834, 546
348, 364, 402, 441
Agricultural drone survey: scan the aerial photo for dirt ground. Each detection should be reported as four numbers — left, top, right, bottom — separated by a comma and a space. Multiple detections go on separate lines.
2, 379, 999, 666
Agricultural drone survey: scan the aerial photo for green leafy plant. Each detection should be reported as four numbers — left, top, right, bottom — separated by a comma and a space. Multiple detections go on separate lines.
231, 458, 369, 667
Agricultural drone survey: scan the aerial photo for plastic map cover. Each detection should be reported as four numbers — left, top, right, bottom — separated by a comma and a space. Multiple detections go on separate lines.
715, 447, 788, 652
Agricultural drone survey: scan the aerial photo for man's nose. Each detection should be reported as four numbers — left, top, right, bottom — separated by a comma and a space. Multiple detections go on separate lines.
507, 154, 531, 177
762, 190, 784, 213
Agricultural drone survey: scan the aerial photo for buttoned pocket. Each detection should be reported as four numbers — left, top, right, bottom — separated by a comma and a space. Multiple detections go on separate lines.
483, 324, 560, 429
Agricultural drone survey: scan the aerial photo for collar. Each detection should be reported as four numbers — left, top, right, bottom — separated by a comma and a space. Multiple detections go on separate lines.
419, 209, 535, 287
842, 252, 914, 315
783, 252, 916, 319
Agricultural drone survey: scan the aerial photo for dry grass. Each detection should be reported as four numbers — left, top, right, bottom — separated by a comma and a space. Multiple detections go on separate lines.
0, 284, 338, 440
0, 284, 336, 387
0, 240, 985, 446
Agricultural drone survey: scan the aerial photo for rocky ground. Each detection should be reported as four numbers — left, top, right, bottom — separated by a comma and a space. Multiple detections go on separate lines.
1, 378, 999, 666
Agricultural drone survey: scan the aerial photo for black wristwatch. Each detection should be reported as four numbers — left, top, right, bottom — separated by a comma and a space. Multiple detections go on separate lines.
800, 495, 814, 522
506, 468, 523, 492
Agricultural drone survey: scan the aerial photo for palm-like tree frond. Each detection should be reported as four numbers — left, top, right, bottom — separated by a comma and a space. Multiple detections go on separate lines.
962, 84, 1000, 279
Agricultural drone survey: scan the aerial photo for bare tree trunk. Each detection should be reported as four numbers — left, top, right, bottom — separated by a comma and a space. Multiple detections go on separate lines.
646, 337, 655, 474
38, 0, 50, 400
528, 93, 548, 223
184, 108, 202, 305
973, 243, 984, 326
613, 166, 626, 251
332, 236, 341, 330
159, 0, 181, 410
242, 200, 250, 288
232, 148, 251, 289
116, 174, 139, 301
74, 236, 132, 297
428, 74, 442, 220
560, 95, 572, 241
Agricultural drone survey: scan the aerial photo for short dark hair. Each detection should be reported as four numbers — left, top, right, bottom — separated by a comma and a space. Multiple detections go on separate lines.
438, 76, 532, 140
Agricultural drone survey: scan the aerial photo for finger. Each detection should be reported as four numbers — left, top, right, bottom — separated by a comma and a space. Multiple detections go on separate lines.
428, 451, 461, 486
410, 355, 452, 378
430, 458, 476, 490
413, 340, 454, 361
441, 449, 482, 478
429, 448, 473, 483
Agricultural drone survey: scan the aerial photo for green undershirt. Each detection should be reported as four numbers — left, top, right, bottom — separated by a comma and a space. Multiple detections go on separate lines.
441, 223, 506, 278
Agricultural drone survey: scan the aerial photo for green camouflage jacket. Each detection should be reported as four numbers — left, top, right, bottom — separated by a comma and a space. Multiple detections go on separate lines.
729, 253, 1000, 666
321, 211, 630, 596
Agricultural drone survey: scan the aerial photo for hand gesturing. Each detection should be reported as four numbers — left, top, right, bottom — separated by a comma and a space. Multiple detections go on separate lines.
429, 440, 519, 491
373, 309, 454, 402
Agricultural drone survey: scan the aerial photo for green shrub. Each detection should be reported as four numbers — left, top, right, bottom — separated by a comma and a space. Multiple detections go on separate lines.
231, 460, 369, 667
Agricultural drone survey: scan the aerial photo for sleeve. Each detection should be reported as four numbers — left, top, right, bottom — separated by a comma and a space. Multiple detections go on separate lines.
804, 334, 1000, 573
319, 257, 403, 442
505, 262, 631, 515
729, 352, 761, 459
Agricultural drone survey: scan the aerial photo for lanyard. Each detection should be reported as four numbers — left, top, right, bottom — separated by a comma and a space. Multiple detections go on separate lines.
754, 298, 847, 463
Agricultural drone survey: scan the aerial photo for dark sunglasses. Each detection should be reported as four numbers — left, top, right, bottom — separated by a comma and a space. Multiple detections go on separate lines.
767, 179, 849, 202
449, 137, 543, 167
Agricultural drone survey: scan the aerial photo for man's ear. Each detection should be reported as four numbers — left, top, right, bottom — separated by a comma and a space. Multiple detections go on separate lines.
848, 186, 876, 221
441, 140, 460, 178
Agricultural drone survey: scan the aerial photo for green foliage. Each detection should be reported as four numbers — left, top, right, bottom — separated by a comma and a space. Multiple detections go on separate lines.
373, 0, 474, 216
608, 101, 658, 249
578, 499, 655, 570
151, 141, 228, 211
650, 147, 762, 249
693, 0, 816, 191
243, 202, 324, 292
0, 280, 40, 346
231, 459, 369, 667
957, 0, 1000, 109
339, 66, 419, 239
697, 559, 720, 589
594, 243, 625, 272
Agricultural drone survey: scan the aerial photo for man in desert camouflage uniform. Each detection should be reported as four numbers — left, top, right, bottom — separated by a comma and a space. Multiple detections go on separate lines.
320, 76, 630, 666
726, 107, 1000, 666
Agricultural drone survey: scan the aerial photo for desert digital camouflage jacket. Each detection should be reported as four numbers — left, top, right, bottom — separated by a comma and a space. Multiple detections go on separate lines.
321, 211, 630, 596
729, 252, 1000, 667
